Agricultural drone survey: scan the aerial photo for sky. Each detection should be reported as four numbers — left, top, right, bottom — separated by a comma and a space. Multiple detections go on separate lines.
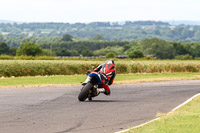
0, 0, 200, 23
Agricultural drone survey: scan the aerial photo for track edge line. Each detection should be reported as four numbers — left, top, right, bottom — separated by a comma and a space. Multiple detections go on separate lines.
115, 93, 200, 133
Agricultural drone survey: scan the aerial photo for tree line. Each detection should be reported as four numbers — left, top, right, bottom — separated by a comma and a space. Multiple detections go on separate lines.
1, 35, 200, 60
1, 21, 200, 41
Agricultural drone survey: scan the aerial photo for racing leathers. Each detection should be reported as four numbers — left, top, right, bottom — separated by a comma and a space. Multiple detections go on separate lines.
93, 62, 116, 95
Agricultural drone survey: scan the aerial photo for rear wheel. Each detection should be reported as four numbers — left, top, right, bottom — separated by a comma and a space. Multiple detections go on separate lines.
88, 96, 92, 101
78, 83, 93, 101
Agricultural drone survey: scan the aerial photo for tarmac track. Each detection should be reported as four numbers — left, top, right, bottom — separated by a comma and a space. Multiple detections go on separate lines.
0, 80, 200, 133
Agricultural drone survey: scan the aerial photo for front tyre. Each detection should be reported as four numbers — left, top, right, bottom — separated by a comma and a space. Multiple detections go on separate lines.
78, 83, 93, 101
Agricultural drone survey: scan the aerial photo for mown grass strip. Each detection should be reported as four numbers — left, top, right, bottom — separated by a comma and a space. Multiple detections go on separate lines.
0, 72, 200, 87
126, 95, 200, 133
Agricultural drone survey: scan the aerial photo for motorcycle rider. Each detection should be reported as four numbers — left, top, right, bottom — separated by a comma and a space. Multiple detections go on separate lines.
87, 59, 116, 95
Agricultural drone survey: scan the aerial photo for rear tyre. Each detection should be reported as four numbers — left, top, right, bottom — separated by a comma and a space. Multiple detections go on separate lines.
78, 83, 93, 101
88, 96, 92, 101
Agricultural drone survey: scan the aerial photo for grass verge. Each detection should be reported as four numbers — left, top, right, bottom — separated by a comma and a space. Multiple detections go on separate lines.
0, 72, 200, 87
126, 95, 200, 133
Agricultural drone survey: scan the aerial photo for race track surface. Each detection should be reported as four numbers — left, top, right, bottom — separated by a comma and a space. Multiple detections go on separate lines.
0, 80, 200, 133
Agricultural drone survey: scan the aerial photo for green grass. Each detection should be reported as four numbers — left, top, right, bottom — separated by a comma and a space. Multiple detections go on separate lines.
126, 95, 200, 133
0, 75, 86, 86
0, 72, 200, 87
116, 72, 200, 81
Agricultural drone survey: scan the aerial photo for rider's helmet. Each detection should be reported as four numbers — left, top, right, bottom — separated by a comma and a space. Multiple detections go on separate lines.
104, 59, 115, 74
107, 59, 115, 65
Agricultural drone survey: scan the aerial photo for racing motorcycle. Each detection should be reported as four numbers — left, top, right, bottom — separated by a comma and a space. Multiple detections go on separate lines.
78, 71, 108, 101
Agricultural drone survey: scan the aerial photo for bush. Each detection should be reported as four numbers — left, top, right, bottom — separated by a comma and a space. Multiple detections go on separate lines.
41, 49, 56, 56
106, 52, 115, 58
81, 49, 93, 56
175, 54, 193, 60
128, 50, 144, 59
142, 56, 155, 60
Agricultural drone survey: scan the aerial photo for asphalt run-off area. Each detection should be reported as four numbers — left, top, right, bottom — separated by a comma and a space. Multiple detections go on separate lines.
0, 80, 200, 133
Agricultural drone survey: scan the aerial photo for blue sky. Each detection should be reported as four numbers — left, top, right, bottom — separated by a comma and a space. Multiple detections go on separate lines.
1, 0, 200, 23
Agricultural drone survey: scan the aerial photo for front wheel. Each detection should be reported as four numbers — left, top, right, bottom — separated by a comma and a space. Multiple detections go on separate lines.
78, 83, 93, 101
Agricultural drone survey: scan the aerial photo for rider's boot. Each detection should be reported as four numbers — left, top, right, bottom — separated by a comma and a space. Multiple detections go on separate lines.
104, 90, 111, 95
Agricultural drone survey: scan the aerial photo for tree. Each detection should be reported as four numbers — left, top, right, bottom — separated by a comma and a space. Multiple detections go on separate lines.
150, 42, 174, 59
55, 48, 71, 56
192, 43, 200, 57
0, 42, 10, 55
194, 31, 200, 41
61, 34, 73, 42
172, 42, 188, 57
128, 50, 144, 59
93, 34, 104, 40
0, 34, 3, 42
17, 41, 42, 56
106, 52, 115, 58
8, 47, 17, 56
123, 44, 131, 51
41, 49, 56, 56
81, 48, 93, 56
141, 38, 174, 59
181, 43, 195, 57
70, 50, 79, 56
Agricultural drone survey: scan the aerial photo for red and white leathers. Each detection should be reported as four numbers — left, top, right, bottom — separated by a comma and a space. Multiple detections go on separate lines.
93, 60, 116, 95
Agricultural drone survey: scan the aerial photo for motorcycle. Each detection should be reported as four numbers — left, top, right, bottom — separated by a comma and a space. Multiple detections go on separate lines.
78, 71, 108, 101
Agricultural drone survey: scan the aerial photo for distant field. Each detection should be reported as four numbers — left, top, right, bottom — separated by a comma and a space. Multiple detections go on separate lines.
0, 60, 200, 77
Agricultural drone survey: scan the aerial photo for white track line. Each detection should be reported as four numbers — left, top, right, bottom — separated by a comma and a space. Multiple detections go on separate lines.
172, 93, 200, 111
115, 93, 200, 133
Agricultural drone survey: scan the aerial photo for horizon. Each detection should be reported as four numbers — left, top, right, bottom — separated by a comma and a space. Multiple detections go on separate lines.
1, 19, 200, 26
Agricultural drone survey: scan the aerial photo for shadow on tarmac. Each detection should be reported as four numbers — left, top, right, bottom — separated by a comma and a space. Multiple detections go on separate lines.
85, 100, 133, 103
